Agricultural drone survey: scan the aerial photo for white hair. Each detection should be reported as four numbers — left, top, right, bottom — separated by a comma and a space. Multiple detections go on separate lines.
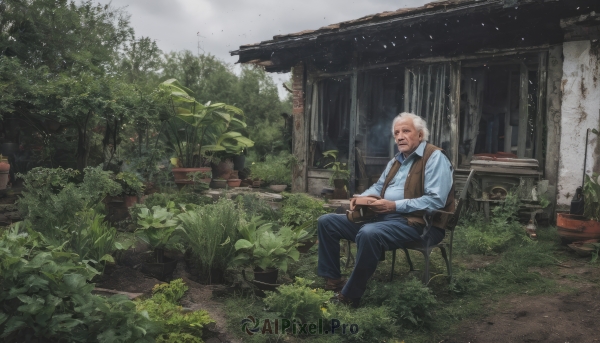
391, 112, 430, 141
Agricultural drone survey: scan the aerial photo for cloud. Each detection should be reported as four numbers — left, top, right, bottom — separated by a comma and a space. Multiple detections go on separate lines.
94, 0, 432, 96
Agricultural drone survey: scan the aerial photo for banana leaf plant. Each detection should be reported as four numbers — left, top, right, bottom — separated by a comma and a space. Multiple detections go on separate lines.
135, 205, 181, 263
159, 79, 254, 168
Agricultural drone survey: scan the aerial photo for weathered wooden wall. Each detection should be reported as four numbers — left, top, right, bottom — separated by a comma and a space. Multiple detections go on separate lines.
544, 45, 563, 211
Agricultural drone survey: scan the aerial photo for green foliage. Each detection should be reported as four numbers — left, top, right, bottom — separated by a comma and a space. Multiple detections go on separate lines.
17, 167, 122, 234
263, 277, 333, 323
249, 152, 293, 185
160, 79, 254, 167
0, 226, 158, 342
152, 279, 188, 304
235, 193, 281, 222
136, 206, 182, 256
142, 191, 214, 209
67, 210, 122, 270
326, 305, 398, 343
115, 172, 145, 196
177, 199, 242, 282
281, 193, 327, 228
322, 150, 350, 185
136, 279, 214, 342
583, 172, 600, 220
232, 218, 301, 272
455, 192, 528, 255
363, 278, 437, 328
264, 278, 333, 323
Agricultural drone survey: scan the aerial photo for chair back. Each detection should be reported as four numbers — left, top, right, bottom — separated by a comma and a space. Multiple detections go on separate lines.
446, 169, 475, 231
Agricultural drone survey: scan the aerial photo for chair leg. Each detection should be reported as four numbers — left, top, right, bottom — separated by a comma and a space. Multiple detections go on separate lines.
390, 250, 396, 282
345, 240, 354, 268
402, 248, 415, 271
439, 246, 451, 278
448, 232, 454, 281
422, 249, 430, 284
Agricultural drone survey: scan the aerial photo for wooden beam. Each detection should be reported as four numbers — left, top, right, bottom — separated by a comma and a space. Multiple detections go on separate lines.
348, 69, 358, 195
535, 51, 548, 169
544, 45, 563, 214
504, 70, 513, 153
517, 62, 529, 158
449, 61, 461, 168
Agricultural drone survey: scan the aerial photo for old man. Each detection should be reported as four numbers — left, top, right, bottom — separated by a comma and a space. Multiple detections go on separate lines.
317, 112, 454, 307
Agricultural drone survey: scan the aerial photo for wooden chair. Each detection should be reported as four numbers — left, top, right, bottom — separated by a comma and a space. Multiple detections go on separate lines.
390, 169, 475, 284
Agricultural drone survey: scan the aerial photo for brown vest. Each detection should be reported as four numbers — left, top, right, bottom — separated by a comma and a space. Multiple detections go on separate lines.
384, 143, 455, 229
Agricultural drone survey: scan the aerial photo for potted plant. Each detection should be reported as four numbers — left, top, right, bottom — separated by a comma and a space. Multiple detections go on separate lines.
322, 150, 350, 199
249, 153, 293, 190
0, 154, 10, 190
114, 172, 145, 207
232, 219, 301, 289
211, 178, 227, 189
135, 205, 182, 280
159, 79, 254, 187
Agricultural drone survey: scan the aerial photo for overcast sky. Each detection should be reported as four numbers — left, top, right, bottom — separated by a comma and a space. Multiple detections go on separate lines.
96, 0, 432, 97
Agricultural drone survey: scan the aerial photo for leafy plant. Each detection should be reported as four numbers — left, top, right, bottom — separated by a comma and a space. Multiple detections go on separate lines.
177, 199, 242, 283
264, 278, 333, 324
363, 278, 437, 328
160, 79, 254, 168
115, 171, 145, 196
136, 279, 214, 343
68, 210, 124, 271
17, 167, 122, 236
249, 152, 293, 185
232, 218, 301, 272
281, 193, 327, 229
235, 193, 281, 222
322, 150, 350, 186
136, 205, 182, 262
583, 172, 600, 221
0, 226, 158, 342
455, 192, 528, 255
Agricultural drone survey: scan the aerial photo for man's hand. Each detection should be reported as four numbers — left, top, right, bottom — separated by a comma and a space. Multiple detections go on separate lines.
350, 197, 357, 210
369, 199, 396, 213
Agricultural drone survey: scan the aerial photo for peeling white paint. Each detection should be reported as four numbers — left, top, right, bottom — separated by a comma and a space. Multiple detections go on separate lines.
557, 40, 600, 206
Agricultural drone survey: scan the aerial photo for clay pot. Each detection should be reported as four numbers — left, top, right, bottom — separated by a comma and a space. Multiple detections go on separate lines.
172, 167, 211, 189
227, 179, 241, 187
0, 161, 10, 190
557, 213, 600, 243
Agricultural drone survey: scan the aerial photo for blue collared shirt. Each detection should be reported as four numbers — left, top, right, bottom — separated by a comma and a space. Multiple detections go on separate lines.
360, 141, 453, 213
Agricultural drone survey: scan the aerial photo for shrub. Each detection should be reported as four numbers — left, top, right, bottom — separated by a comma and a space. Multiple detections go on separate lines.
17, 167, 121, 234
263, 278, 333, 324
177, 199, 242, 282
455, 192, 528, 255
235, 193, 281, 222
68, 210, 122, 271
281, 193, 327, 228
0, 226, 158, 342
136, 279, 214, 342
143, 191, 213, 209
362, 278, 437, 328
249, 152, 292, 185
326, 305, 398, 343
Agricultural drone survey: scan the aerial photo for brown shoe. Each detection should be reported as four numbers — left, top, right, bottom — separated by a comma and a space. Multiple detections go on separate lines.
324, 278, 347, 293
330, 292, 360, 308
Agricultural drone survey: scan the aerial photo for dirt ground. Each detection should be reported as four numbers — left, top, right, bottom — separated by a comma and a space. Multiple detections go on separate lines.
96, 249, 600, 343
444, 256, 600, 343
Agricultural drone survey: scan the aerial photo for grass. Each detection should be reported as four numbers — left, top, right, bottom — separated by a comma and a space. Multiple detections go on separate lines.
222, 224, 592, 343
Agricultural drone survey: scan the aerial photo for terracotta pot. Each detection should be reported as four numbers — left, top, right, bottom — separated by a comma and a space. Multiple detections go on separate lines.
557, 213, 600, 243
0, 162, 9, 190
172, 167, 211, 182
124, 195, 138, 208
227, 179, 241, 187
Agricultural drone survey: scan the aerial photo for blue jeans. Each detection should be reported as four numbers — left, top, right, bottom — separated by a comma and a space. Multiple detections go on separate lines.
317, 213, 445, 299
